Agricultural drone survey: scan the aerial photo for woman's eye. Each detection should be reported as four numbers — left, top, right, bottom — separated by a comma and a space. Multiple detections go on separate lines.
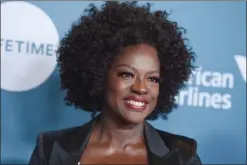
148, 76, 160, 83
117, 72, 134, 78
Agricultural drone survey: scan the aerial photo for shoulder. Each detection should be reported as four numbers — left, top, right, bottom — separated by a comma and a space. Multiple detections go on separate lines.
32, 125, 83, 160
38, 124, 86, 150
157, 129, 197, 152
156, 129, 202, 164
29, 126, 83, 165
40, 125, 83, 142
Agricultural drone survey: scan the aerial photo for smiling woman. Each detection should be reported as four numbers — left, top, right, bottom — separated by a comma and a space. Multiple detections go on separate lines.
29, 1, 202, 165
104, 44, 160, 125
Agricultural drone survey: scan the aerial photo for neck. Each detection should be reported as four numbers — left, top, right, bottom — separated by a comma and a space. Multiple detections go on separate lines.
95, 110, 145, 149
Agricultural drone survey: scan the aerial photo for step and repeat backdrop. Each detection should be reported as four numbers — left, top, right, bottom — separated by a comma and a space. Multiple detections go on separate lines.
1, 1, 246, 164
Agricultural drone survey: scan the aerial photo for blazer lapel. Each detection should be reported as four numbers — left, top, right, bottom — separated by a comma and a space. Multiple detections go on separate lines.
48, 116, 99, 165
144, 122, 181, 165
48, 116, 181, 165
49, 141, 78, 165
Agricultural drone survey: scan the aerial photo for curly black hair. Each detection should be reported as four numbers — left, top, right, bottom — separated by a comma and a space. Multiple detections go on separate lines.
56, 1, 196, 120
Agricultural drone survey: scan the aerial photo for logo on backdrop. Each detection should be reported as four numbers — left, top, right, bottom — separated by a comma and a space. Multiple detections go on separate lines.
1, 1, 59, 92
234, 55, 246, 83
175, 54, 246, 110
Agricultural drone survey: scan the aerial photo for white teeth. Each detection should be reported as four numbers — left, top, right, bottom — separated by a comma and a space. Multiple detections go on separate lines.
126, 100, 145, 107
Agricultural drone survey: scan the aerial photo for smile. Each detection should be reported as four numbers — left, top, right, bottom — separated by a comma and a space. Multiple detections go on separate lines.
126, 100, 145, 107
124, 100, 147, 111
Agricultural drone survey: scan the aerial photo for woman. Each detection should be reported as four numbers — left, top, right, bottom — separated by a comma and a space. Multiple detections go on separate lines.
29, 1, 202, 165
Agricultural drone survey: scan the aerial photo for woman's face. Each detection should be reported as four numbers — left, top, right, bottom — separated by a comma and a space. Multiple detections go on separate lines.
104, 44, 160, 124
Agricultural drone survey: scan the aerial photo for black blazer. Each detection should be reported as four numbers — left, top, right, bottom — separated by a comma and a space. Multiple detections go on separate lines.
29, 116, 202, 165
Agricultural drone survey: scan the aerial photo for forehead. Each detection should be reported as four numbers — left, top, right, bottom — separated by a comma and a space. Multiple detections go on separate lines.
112, 44, 160, 69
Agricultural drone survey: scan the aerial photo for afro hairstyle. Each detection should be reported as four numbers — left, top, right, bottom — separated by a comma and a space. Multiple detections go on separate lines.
56, 1, 196, 120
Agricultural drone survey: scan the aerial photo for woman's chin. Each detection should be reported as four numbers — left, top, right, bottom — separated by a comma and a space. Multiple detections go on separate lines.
120, 111, 148, 125
117, 103, 151, 124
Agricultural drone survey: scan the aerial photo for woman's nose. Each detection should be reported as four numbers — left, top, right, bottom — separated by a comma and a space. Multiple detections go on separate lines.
131, 78, 148, 95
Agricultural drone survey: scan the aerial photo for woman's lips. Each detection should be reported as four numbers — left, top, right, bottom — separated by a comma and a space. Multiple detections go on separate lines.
123, 100, 148, 111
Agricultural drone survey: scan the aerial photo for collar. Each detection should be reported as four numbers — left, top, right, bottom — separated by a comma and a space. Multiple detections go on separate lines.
48, 115, 180, 165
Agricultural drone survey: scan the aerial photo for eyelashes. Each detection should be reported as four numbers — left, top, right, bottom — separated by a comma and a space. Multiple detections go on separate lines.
148, 76, 160, 83
117, 71, 160, 83
117, 72, 134, 78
